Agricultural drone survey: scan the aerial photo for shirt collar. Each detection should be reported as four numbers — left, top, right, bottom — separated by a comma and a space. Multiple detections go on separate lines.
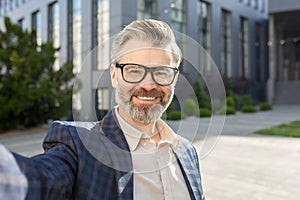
114, 106, 179, 152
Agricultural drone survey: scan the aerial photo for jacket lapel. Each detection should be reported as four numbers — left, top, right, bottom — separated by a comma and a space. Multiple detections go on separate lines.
100, 110, 133, 200
175, 141, 204, 200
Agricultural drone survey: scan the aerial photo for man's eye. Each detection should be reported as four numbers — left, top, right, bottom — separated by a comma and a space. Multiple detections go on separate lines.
155, 69, 172, 76
128, 69, 143, 74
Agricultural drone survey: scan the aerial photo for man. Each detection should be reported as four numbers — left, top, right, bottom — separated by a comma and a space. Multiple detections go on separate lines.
2, 19, 205, 200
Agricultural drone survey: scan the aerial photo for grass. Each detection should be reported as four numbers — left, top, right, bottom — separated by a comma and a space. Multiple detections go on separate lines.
254, 120, 300, 137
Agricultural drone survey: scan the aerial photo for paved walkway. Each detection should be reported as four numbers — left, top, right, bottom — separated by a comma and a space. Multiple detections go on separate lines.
0, 105, 300, 199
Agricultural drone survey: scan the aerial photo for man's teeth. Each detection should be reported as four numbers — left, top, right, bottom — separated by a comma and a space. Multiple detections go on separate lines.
137, 96, 156, 101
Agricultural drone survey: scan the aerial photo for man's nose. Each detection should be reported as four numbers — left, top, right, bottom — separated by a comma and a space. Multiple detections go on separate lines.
140, 72, 158, 90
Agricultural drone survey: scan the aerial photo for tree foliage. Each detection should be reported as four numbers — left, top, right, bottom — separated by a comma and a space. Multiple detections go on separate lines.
0, 17, 74, 130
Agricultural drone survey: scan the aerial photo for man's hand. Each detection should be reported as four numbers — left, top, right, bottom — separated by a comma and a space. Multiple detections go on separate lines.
0, 144, 28, 200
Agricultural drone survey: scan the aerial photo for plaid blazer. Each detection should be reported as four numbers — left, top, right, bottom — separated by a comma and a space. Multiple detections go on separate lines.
14, 110, 205, 200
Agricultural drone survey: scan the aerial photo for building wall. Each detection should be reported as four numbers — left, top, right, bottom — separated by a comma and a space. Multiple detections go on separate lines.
269, 0, 300, 13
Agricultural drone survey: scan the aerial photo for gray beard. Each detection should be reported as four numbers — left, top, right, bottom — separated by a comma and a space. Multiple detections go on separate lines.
126, 103, 164, 123
115, 84, 172, 123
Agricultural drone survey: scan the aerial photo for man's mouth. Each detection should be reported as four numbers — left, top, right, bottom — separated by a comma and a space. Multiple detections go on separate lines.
136, 96, 156, 101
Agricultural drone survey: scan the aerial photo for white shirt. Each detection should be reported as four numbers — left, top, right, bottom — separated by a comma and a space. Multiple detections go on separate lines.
115, 108, 191, 200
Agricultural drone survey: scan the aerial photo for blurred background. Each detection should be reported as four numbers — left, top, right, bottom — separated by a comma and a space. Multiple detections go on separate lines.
1, 0, 299, 125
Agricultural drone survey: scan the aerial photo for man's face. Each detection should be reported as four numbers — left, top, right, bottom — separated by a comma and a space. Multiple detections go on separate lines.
110, 41, 178, 124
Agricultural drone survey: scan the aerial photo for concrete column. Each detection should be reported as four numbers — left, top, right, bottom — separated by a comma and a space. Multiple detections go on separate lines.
79, 0, 95, 121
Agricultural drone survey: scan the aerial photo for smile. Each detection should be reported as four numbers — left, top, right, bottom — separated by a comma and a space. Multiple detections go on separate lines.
136, 96, 156, 101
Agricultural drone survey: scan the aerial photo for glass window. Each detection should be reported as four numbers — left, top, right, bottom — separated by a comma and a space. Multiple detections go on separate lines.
198, 1, 212, 73
253, 0, 258, 9
32, 10, 42, 45
97, 0, 109, 70
170, 0, 186, 71
97, 88, 109, 110
137, 0, 157, 19
261, 0, 265, 13
240, 17, 249, 79
198, 1, 211, 53
170, 0, 186, 35
0, 1, 3, 16
18, 18, 26, 31
48, 2, 60, 70
255, 23, 262, 81
221, 9, 232, 77
67, 0, 82, 73
247, 0, 251, 6
5, 0, 10, 13
91, 0, 110, 70
15, 0, 20, 7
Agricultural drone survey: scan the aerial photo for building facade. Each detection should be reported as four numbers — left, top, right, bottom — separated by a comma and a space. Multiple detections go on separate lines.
268, 0, 300, 104
0, 0, 269, 120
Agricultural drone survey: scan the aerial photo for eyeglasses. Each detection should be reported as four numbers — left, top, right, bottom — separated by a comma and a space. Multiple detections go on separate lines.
115, 63, 179, 86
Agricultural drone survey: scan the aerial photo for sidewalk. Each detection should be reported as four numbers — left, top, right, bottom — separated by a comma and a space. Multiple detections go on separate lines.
194, 105, 300, 200
0, 105, 300, 199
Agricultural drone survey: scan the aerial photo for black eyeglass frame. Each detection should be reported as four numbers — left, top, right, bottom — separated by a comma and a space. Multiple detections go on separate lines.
115, 63, 179, 86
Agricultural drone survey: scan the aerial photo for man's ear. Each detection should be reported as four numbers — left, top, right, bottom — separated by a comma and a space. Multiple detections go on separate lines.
110, 64, 117, 88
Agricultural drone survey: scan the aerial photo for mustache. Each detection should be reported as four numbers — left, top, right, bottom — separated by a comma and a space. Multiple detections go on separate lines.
132, 88, 165, 98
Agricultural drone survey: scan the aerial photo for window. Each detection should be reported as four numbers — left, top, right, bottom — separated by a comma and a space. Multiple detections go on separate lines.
32, 10, 42, 45
198, 1, 211, 53
261, 0, 265, 13
137, 0, 157, 19
9, 0, 13, 11
18, 18, 26, 31
91, 0, 110, 70
170, 0, 186, 34
253, 0, 258, 9
198, 1, 212, 73
97, 88, 109, 110
67, 0, 82, 72
255, 23, 264, 81
15, 0, 20, 7
96, 88, 109, 119
170, 0, 186, 71
247, 0, 251, 6
240, 17, 249, 79
221, 9, 232, 77
0, 1, 3, 16
48, 2, 60, 69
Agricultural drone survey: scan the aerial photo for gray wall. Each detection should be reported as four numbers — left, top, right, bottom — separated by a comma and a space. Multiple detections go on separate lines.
269, 0, 300, 13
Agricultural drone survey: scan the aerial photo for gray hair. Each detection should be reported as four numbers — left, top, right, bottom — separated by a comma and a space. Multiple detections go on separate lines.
111, 19, 182, 67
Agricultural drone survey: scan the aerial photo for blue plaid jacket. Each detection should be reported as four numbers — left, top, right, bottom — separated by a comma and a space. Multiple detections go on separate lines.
14, 110, 204, 200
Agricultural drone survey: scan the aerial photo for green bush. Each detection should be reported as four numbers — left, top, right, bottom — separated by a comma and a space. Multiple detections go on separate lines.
226, 96, 235, 107
166, 111, 183, 120
219, 106, 236, 115
199, 108, 211, 117
241, 95, 254, 106
182, 98, 199, 116
193, 75, 210, 109
260, 102, 272, 111
226, 106, 236, 115
233, 95, 242, 110
241, 105, 256, 113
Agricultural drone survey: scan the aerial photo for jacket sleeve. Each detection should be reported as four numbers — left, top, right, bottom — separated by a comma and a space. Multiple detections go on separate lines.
13, 121, 79, 200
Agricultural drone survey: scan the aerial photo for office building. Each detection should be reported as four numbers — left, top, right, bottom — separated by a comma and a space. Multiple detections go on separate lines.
0, 0, 269, 120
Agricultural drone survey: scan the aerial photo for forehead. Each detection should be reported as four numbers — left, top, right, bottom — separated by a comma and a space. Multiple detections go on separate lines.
118, 40, 174, 66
